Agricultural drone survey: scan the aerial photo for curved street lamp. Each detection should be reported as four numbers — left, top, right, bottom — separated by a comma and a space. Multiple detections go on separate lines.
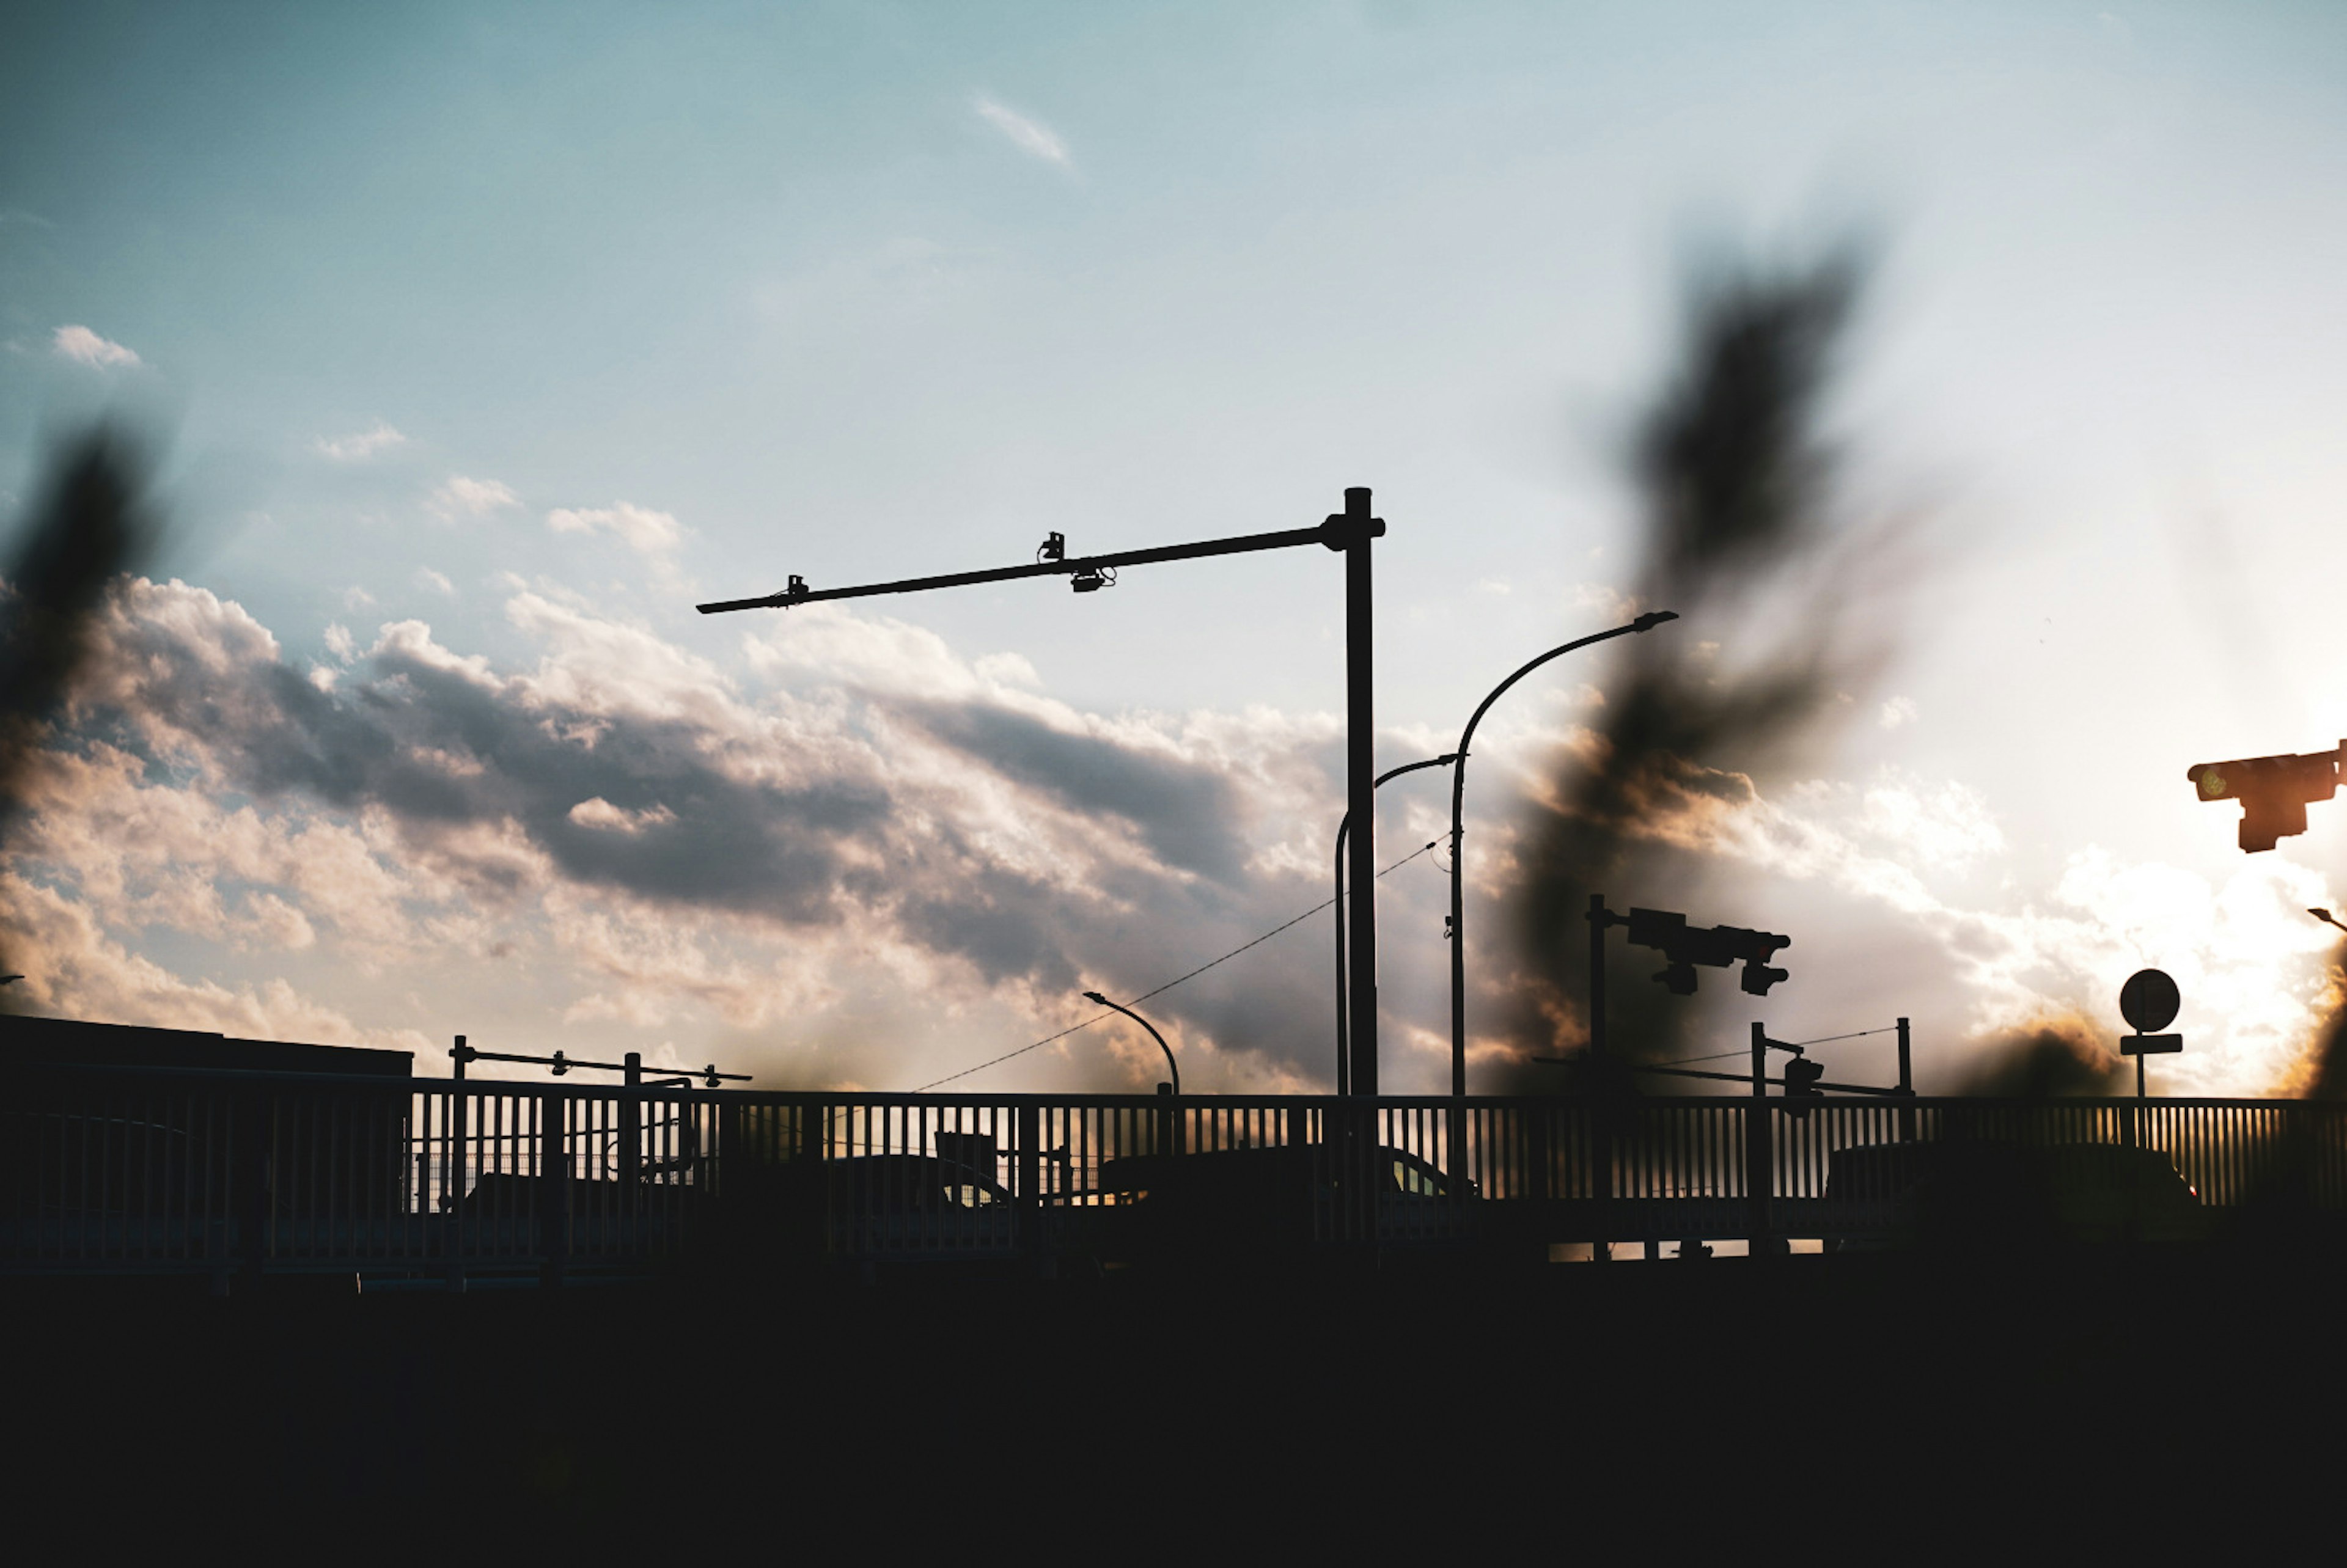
1333, 753, 1461, 1094
1445, 610, 1679, 1096
1083, 991, 1180, 1096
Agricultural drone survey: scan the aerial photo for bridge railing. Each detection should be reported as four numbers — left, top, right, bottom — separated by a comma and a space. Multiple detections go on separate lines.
6, 1062, 2345, 1280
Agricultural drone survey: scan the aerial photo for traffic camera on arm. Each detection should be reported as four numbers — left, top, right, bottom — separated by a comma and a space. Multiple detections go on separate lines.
2186, 742, 2343, 852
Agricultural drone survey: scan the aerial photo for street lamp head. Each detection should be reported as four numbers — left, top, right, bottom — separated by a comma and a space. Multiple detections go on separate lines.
2312, 908, 2345, 932
1631, 610, 1680, 632
1082, 990, 1108, 1005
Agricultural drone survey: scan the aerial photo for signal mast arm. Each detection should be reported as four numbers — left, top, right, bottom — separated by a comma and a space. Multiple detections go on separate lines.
696, 519, 1365, 615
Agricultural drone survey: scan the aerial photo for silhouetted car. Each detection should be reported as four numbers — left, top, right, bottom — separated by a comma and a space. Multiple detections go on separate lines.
1090, 1143, 1478, 1262
2038, 1143, 2209, 1244
1824, 1140, 2206, 1250
714, 1153, 1016, 1262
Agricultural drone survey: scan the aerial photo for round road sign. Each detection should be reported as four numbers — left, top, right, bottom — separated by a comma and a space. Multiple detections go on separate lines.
2120, 968, 2181, 1033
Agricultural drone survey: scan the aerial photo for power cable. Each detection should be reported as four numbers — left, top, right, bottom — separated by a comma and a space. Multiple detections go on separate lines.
913, 839, 1442, 1091
1782, 1025, 1900, 1048
1648, 1024, 1901, 1068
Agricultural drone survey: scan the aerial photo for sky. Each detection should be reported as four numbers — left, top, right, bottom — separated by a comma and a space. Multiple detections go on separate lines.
4, 0, 2347, 1096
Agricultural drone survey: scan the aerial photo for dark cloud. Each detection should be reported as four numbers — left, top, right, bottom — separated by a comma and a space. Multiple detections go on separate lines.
897, 860, 1082, 994
1950, 1016, 2126, 1097
899, 698, 1251, 883
0, 427, 161, 995
0, 428, 158, 812
1501, 246, 1893, 1085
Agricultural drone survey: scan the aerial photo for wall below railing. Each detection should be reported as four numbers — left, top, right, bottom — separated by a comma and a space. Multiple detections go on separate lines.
7, 1064, 2344, 1283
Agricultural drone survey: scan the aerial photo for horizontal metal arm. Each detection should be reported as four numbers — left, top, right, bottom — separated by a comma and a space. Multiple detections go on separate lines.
1631, 1063, 1911, 1097
697, 519, 1372, 614
451, 1045, 750, 1083
1531, 1058, 1911, 1097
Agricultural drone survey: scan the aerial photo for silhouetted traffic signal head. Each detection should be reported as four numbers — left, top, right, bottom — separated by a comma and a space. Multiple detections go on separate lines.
1783, 1055, 1823, 1097
1717, 925, 1792, 995
1783, 1052, 1823, 1118
2187, 744, 2341, 853
1625, 908, 1793, 996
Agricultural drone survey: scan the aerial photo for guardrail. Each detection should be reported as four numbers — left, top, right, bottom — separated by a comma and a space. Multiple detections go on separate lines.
6, 1063, 2345, 1283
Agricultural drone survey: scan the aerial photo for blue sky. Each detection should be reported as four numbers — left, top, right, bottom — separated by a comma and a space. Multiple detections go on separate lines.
6, 2, 2347, 1094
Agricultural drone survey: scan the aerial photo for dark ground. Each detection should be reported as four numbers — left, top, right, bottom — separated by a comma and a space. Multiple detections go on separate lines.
7, 1250, 2338, 1545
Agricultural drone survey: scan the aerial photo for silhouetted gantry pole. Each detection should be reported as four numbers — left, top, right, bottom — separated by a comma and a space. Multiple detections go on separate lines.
699, 488, 1392, 1094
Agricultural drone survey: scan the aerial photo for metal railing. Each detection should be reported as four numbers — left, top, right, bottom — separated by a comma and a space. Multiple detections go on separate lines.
2, 1063, 719, 1284
7, 1063, 2345, 1281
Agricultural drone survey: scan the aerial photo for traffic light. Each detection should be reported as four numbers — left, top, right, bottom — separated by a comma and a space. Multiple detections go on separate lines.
1782, 1053, 1824, 1118
1624, 909, 1792, 996
1719, 926, 1792, 995
2186, 744, 2342, 853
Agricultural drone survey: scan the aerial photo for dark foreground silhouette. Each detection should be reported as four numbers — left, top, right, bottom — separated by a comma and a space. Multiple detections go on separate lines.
9, 1248, 2334, 1537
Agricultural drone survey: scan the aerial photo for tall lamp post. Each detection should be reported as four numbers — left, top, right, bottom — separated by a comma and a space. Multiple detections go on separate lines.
1332, 753, 1460, 1094
1082, 991, 1180, 1096
1444, 610, 1678, 1096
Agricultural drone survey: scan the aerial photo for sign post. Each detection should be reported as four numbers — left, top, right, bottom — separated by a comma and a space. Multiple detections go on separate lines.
2117, 967, 2184, 1147
2117, 967, 2184, 1099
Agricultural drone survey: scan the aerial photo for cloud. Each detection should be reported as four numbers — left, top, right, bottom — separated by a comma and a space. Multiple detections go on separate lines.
429, 475, 520, 520
548, 502, 684, 556
51, 325, 139, 368
1568, 582, 1637, 621
898, 698, 1249, 882
316, 422, 407, 461
14, 577, 1371, 1087
972, 95, 1074, 169
1878, 695, 1917, 730
568, 797, 677, 833
414, 568, 454, 595
0, 867, 416, 1046
26, 567, 2324, 1100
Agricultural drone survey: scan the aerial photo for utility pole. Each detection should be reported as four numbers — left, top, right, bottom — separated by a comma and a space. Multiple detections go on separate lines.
699, 487, 1390, 1093
1339, 489, 1382, 1095
1747, 1020, 1772, 1259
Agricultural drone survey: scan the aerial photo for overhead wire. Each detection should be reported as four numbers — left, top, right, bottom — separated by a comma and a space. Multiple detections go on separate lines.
1650, 1024, 1901, 1068
1781, 1025, 1900, 1048
913, 839, 1442, 1091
